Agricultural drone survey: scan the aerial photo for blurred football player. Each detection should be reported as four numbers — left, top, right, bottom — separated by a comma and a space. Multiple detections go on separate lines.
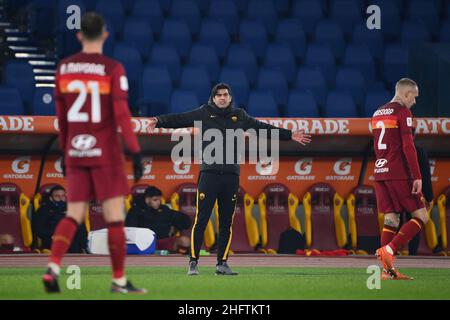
43, 12, 145, 294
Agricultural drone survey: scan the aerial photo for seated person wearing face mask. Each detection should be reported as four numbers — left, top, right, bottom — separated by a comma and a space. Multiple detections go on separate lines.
33, 186, 88, 253
125, 186, 191, 253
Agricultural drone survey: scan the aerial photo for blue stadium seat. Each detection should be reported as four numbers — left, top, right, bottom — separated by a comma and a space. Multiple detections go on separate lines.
96, 0, 124, 37
141, 65, 172, 110
113, 42, 143, 81
32, 88, 55, 116
335, 67, 366, 106
257, 68, 289, 107
149, 44, 181, 84
169, 89, 200, 114
0, 87, 25, 115
286, 90, 320, 117
196, 0, 210, 14
131, 0, 164, 35
159, 0, 172, 14
225, 45, 258, 87
233, 0, 249, 15
247, 0, 277, 35
208, 0, 240, 35
295, 67, 328, 106
293, 0, 324, 37
218, 67, 250, 107
275, 19, 307, 60
263, 44, 297, 85
304, 44, 336, 86
401, 20, 431, 45
364, 89, 391, 117
440, 20, 450, 42
123, 18, 153, 60
179, 66, 211, 103
314, 20, 346, 60
330, 0, 363, 38
56, 0, 86, 57
160, 19, 192, 60
188, 44, 220, 83
120, 0, 135, 13
370, 0, 401, 38
113, 42, 143, 108
3, 60, 35, 107
170, 0, 201, 36
408, 0, 439, 37
352, 23, 384, 60
343, 44, 376, 84
247, 91, 279, 117
324, 91, 358, 118
199, 19, 230, 60
239, 19, 268, 60
274, 0, 290, 15
383, 44, 409, 84
29, 0, 57, 39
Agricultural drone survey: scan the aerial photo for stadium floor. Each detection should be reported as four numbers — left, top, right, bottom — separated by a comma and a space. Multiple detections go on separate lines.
1, 255, 450, 300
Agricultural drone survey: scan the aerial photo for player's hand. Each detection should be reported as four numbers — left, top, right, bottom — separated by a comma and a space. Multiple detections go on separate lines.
411, 179, 422, 195
426, 201, 433, 212
149, 117, 158, 132
132, 153, 143, 182
292, 130, 312, 146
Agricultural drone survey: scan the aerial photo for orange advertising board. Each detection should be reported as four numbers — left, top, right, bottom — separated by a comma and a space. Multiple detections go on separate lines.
0, 156, 40, 196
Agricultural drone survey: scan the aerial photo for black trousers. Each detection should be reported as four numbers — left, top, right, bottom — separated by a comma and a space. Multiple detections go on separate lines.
190, 171, 239, 264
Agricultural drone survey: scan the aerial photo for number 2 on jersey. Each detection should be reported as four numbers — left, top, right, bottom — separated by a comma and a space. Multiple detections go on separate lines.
376, 121, 387, 150
67, 80, 101, 123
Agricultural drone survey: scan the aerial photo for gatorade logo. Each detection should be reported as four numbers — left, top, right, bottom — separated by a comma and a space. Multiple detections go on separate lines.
143, 158, 153, 175
333, 158, 352, 176
256, 159, 274, 175
173, 161, 190, 175
12, 156, 31, 174
294, 158, 313, 175
55, 157, 63, 173
429, 159, 436, 175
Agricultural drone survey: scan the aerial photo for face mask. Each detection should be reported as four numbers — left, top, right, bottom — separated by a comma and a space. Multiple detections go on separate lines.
54, 201, 66, 209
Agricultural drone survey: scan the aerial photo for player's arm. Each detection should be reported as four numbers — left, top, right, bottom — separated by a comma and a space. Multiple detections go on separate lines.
241, 110, 311, 145
111, 63, 143, 181
154, 108, 204, 129
398, 109, 422, 192
241, 109, 292, 139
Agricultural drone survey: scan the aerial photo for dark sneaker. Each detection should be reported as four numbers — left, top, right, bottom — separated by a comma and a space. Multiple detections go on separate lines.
42, 267, 60, 293
111, 280, 147, 294
187, 260, 199, 276
215, 262, 238, 276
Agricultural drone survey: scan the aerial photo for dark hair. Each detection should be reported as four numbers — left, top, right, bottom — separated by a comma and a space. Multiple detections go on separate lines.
50, 185, 65, 197
80, 12, 105, 40
144, 186, 162, 198
208, 83, 233, 106
211, 83, 232, 97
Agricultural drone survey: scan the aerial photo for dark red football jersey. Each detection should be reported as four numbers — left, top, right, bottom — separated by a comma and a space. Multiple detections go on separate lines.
55, 52, 139, 167
371, 102, 421, 181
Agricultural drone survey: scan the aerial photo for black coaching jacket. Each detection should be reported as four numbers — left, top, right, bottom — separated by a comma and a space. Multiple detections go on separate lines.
155, 103, 293, 175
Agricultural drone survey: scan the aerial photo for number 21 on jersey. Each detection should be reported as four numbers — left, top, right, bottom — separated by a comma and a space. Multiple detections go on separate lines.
67, 80, 101, 123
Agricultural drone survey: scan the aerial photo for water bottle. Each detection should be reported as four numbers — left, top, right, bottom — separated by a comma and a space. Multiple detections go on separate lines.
155, 250, 169, 256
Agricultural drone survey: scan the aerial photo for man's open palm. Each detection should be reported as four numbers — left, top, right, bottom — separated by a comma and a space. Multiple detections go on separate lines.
292, 130, 312, 146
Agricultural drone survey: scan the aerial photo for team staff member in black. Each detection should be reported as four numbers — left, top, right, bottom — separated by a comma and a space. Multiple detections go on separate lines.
149, 83, 311, 275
